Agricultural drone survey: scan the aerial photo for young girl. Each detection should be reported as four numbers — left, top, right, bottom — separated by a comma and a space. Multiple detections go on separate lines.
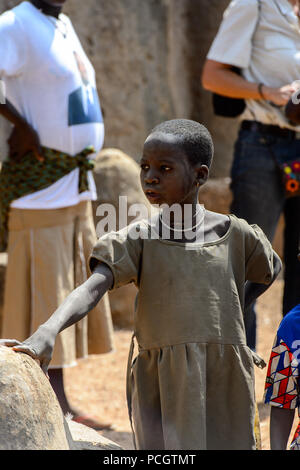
3, 119, 281, 450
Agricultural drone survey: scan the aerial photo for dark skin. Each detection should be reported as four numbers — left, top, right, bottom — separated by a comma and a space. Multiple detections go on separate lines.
0, 132, 281, 376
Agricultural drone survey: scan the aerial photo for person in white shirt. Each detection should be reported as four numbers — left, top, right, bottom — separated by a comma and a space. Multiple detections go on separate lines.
202, 0, 300, 351
0, 0, 114, 430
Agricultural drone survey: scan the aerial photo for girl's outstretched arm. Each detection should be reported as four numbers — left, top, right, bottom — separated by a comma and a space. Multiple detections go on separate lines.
244, 251, 282, 310
0, 262, 113, 375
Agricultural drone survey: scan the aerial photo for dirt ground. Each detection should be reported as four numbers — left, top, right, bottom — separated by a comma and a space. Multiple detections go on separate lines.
64, 278, 298, 451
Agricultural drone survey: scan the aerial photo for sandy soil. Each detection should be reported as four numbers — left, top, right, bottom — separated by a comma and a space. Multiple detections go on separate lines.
64, 278, 298, 451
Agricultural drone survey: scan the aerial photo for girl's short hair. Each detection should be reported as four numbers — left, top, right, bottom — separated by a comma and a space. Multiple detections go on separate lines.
151, 119, 214, 168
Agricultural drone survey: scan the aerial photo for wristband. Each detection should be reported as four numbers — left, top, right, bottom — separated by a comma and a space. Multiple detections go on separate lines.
258, 83, 266, 100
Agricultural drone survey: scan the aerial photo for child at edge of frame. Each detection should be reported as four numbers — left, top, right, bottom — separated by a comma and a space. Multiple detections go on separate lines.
1, 119, 282, 450
263, 252, 300, 450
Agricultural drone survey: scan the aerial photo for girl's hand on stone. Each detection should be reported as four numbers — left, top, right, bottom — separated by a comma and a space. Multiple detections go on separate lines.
1, 326, 55, 377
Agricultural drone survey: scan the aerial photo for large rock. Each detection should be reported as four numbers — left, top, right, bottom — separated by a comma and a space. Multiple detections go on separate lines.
0, 346, 123, 450
0, 346, 69, 450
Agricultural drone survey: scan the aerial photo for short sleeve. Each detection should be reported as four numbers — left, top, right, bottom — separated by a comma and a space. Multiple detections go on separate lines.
89, 223, 144, 290
264, 334, 299, 409
207, 0, 259, 68
0, 11, 27, 78
244, 223, 276, 284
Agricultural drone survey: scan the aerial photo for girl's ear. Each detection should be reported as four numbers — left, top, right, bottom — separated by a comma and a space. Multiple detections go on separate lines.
195, 164, 209, 186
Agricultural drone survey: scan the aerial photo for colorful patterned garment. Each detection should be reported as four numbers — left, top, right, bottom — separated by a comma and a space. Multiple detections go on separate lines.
0, 146, 95, 252
264, 304, 300, 450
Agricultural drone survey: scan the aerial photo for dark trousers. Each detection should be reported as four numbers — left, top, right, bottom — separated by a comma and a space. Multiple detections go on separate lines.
230, 126, 300, 350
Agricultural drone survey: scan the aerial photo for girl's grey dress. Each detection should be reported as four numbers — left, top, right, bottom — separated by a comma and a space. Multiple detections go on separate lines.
90, 214, 275, 450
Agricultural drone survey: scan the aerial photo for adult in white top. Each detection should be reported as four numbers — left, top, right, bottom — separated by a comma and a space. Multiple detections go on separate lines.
0, 0, 114, 430
0, 0, 103, 208
202, 0, 300, 351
